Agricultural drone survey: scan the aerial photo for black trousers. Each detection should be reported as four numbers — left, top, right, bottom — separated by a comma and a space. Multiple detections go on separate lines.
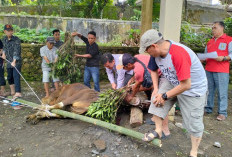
0, 64, 6, 86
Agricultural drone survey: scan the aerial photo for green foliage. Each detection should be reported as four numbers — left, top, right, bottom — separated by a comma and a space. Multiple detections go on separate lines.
101, 35, 122, 46
128, 29, 140, 39
180, 21, 211, 50
0, 24, 64, 44
130, 9, 141, 21
127, 0, 137, 7
224, 17, 232, 36
1, 0, 15, 6
86, 88, 127, 123
52, 33, 81, 84
81, 0, 114, 18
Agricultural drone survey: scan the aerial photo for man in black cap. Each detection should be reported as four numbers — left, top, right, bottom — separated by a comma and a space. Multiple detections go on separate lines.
2, 24, 22, 99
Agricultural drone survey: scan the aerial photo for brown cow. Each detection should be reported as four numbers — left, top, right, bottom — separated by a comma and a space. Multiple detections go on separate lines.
26, 83, 99, 124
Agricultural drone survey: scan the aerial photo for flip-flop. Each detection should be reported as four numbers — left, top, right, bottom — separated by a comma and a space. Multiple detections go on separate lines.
142, 130, 161, 142
12, 95, 22, 101
161, 132, 170, 139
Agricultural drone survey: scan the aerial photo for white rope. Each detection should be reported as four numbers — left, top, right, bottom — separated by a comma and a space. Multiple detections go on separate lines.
1, 57, 42, 104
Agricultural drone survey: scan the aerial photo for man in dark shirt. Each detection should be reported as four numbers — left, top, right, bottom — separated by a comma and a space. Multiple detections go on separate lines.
2, 24, 22, 99
0, 39, 8, 96
71, 31, 100, 92
53, 29, 64, 49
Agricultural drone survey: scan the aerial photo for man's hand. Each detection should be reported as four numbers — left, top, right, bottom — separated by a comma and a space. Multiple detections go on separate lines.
11, 61, 16, 67
1, 52, 6, 60
127, 77, 135, 87
153, 93, 165, 107
71, 32, 81, 37
215, 56, 224, 62
47, 62, 54, 68
125, 94, 133, 102
111, 83, 117, 89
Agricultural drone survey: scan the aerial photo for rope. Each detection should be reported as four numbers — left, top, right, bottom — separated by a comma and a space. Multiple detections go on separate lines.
0, 95, 34, 108
0, 57, 42, 104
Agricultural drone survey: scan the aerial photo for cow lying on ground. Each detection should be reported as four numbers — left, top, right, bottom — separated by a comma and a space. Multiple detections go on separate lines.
26, 83, 99, 124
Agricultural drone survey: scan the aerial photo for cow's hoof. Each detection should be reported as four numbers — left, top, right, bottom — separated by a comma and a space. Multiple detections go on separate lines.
30, 118, 40, 125
25, 114, 40, 125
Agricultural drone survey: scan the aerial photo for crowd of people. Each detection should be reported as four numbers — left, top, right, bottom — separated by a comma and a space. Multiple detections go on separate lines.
0, 21, 231, 157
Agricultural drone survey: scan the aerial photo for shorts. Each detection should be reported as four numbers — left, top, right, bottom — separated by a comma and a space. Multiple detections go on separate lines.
148, 78, 206, 137
42, 71, 59, 83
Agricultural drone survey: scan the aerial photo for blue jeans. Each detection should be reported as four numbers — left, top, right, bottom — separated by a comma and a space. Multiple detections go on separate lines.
205, 71, 229, 117
7, 65, 22, 93
84, 66, 100, 92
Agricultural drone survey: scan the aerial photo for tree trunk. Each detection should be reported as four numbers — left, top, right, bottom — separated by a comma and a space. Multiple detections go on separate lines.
130, 107, 143, 128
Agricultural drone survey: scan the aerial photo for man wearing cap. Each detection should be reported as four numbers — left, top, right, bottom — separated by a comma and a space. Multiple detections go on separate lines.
101, 53, 133, 89
140, 29, 207, 157
118, 53, 153, 102
2, 24, 22, 99
40, 37, 60, 98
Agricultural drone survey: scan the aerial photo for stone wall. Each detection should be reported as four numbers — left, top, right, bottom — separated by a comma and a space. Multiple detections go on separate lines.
19, 44, 232, 84
0, 14, 158, 43
185, 1, 229, 24
21, 44, 140, 81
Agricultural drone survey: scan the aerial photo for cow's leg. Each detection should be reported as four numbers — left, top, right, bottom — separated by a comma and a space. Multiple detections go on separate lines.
26, 110, 62, 124
41, 87, 62, 105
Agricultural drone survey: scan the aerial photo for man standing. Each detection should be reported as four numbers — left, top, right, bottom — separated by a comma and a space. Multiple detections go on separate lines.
140, 29, 207, 157
40, 37, 60, 98
53, 29, 64, 49
2, 24, 22, 99
101, 53, 133, 89
204, 21, 232, 121
71, 31, 100, 92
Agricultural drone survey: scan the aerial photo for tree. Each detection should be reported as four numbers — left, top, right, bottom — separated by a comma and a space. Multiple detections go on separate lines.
220, 0, 232, 4
82, 0, 113, 18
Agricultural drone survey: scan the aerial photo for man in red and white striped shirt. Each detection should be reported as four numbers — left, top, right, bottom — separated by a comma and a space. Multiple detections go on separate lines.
140, 29, 207, 157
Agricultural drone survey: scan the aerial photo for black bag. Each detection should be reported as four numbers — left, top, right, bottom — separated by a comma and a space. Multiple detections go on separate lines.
137, 59, 153, 88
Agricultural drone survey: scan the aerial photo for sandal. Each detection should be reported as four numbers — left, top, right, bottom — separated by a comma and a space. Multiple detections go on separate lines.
12, 94, 22, 101
216, 114, 226, 121
0, 91, 10, 97
142, 130, 161, 142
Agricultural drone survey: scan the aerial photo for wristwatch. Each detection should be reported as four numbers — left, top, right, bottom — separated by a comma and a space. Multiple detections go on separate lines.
162, 93, 168, 100
223, 56, 227, 61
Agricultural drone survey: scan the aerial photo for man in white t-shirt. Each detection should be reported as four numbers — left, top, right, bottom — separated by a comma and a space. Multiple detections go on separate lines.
140, 29, 207, 157
40, 37, 60, 97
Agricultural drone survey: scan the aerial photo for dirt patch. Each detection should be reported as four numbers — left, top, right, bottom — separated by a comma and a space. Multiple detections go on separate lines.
0, 81, 232, 157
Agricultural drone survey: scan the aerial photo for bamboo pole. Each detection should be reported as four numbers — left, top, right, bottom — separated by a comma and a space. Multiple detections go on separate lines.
16, 98, 162, 147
